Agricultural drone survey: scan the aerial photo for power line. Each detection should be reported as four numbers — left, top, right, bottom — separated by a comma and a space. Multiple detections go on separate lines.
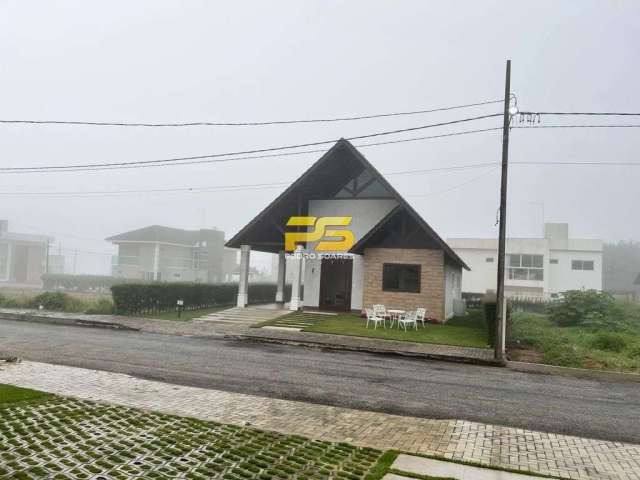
3, 160, 638, 199
1, 126, 503, 175
513, 160, 640, 166
512, 124, 640, 129
0, 99, 503, 127
519, 111, 640, 116
408, 167, 499, 198
0, 163, 502, 198
0, 113, 502, 173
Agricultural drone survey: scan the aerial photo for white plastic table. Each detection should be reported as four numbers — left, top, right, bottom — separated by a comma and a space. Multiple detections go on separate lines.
387, 309, 405, 328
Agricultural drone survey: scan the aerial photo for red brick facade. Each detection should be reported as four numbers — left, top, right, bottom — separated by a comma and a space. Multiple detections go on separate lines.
362, 247, 445, 321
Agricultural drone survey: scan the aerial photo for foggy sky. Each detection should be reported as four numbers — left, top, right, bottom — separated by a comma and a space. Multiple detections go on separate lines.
1, 1, 639, 274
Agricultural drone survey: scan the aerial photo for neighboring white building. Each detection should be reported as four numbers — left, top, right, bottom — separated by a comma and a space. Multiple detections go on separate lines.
448, 223, 602, 298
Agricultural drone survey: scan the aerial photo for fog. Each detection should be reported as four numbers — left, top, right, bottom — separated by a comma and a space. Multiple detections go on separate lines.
1, 0, 638, 275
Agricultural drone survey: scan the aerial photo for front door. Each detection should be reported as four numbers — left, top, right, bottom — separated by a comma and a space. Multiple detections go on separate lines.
319, 258, 353, 312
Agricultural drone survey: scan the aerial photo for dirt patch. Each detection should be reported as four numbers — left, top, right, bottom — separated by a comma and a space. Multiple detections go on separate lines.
508, 346, 544, 363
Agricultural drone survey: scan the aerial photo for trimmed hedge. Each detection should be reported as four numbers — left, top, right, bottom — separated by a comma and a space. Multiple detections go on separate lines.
42, 274, 126, 292
110, 282, 297, 315
483, 296, 513, 348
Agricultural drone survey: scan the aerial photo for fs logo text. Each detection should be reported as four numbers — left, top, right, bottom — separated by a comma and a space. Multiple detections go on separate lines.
284, 216, 355, 252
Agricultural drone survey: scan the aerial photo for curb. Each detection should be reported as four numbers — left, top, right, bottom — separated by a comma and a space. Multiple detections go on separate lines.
235, 333, 503, 367
506, 360, 640, 383
0, 312, 140, 332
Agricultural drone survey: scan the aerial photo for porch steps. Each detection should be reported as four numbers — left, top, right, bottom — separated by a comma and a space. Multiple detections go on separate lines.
262, 312, 329, 330
196, 306, 286, 328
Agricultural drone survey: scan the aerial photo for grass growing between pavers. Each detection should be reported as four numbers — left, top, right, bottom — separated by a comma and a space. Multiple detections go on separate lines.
301, 310, 490, 348
140, 305, 229, 322
0, 384, 386, 480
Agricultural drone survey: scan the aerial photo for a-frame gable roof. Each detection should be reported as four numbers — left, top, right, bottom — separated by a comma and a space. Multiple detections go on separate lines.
225, 139, 468, 270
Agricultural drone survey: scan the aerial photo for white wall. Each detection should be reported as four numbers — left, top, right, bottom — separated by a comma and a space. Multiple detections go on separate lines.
351, 254, 364, 310
548, 250, 603, 292
306, 199, 398, 253
453, 248, 497, 294
303, 198, 398, 308
444, 262, 462, 319
303, 257, 321, 307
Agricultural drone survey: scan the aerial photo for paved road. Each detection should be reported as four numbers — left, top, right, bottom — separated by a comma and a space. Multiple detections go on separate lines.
1, 319, 639, 444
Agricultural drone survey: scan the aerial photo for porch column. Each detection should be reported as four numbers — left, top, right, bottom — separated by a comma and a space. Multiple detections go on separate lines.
236, 245, 251, 308
152, 243, 160, 281
275, 251, 286, 304
289, 245, 304, 311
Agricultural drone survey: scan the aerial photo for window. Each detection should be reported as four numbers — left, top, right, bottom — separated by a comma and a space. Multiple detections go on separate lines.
485, 257, 494, 263
550, 259, 559, 264
507, 254, 544, 281
382, 263, 421, 293
572, 260, 594, 271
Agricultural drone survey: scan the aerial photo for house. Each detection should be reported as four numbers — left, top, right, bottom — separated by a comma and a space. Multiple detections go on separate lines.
225, 139, 468, 322
448, 223, 603, 299
107, 225, 228, 282
0, 220, 51, 285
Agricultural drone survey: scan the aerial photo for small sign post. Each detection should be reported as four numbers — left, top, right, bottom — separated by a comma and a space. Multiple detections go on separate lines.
176, 299, 184, 319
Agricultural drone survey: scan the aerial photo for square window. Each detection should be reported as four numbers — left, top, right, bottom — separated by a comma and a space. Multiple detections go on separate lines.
382, 263, 421, 293
485, 257, 494, 263
529, 269, 544, 281
583, 260, 594, 271
550, 259, 559, 264
532, 255, 544, 268
572, 260, 582, 270
508, 254, 521, 267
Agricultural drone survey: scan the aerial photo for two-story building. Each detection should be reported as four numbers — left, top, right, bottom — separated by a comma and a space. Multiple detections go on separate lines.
107, 225, 227, 282
0, 220, 51, 285
448, 223, 602, 298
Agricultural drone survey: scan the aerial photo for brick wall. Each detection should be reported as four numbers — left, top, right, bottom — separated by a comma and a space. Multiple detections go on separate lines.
362, 248, 445, 321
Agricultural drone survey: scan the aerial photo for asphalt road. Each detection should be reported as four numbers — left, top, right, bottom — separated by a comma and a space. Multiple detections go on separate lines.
1, 319, 639, 444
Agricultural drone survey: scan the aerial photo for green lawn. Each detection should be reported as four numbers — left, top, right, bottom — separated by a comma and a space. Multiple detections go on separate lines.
0, 384, 50, 406
141, 305, 229, 322
303, 310, 490, 348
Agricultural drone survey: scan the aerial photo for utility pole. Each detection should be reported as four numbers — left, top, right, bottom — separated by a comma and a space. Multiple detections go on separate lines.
495, 59, 512, 363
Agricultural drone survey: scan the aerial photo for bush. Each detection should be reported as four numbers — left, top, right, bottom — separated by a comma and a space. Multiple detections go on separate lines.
42, 274, 125, 292
84, 298, 115, 315
482, 296, 512, 348
509, 297, 551, 314
110, 282, 296, 315
548, 290, 617, 328
30, 292, 77, 311
589, 332, 629, 353
626, 344, 640, 359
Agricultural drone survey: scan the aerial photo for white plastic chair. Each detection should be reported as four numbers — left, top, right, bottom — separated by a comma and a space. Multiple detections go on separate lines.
415, 308, 427, 328
372, 304, 388, 323
398, 310, 418, 332
365, 308, 385, 330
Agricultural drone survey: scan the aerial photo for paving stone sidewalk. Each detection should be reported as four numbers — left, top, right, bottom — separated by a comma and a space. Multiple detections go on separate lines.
0, 309, 255, 337
2, 361, 639, 480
